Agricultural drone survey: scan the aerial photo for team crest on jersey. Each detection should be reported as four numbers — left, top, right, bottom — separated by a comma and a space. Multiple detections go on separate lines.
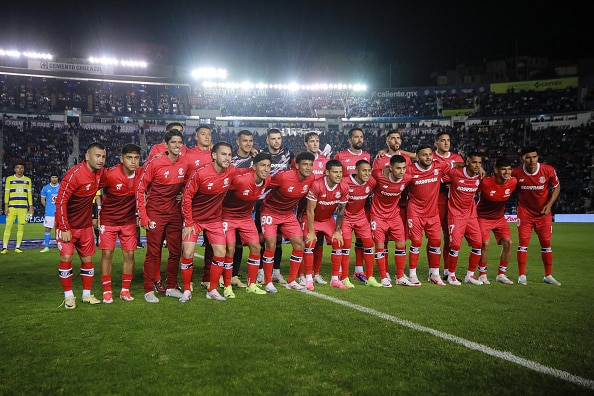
335, 192, 341, 198
164, 170, 170, 178
504, 188, 511, 195
178, 168, 184, 176
302, 185, 309, 192
365, 186, 370, 193
223, 178, 230, 187
207, 182, 214, 190
85, 183, 91, 190
539, 176, 545, 183
242, 189, 250, 196
116, 183, 123, 190
321, 193, 327, 198
459, 179, 465, 184
433, 169, 439, 175
400, 185, 405, 191
382, 184, 389, 189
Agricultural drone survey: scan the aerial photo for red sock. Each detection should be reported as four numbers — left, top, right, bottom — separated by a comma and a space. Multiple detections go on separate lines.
395, 248, 406, 279
313, 245, 323, 274
102, 274, 111, 294
542, 247, 553, 276
517, 245, 528, 275
80, 261, 94, 291
303, 243, 315, 277
262, 248, 275, 284
208, 256, 225, 292
223, 255, 233, 287
288, 249, 304, 283
121, 273, 132, 291
59, 260, 73, 292
180, 256, 194, 291
246, 253, 260, 285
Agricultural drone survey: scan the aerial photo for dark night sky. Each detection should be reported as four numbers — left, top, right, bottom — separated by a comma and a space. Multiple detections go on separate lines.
3, 1, 593, 87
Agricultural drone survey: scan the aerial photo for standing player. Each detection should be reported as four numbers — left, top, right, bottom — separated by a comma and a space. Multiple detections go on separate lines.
406, 144, 458, 286
477, 157, 517, 285
55, 143, 106, 309
341, 160, 379, 287
259, 152, 315, 292
255, 128, 295, 284
98, 144, 142, 303
369, 155, 412, 287
137, 129, 188, 303
333, 127, 371, 282
40, 173, 60, 252
228, 129, 257, 288
302, 159, 349, 290
441, 152, 484, 286
432, 131, 464, 281
2, 163, 34, 254
180, 142, 237, 302
512, 146, 561, 286
223, 152, 271, 295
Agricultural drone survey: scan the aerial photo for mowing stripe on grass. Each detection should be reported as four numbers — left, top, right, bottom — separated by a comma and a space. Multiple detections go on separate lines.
307, 290, 594, 390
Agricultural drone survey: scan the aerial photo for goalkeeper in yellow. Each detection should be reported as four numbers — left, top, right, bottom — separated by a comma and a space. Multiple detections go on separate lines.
2, 163, 34, 253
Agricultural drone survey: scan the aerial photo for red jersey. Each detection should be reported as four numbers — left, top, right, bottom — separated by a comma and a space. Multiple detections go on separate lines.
477, 176, 518, 219
442, 167, 481, 218
334, 149, 371, 178
344, 174, 376, 219
261, 168, 314, 216
99, 164, 142, 226
306, 178, 349, 221
136, 154, 188, 227
434, 150, 464, 203
371, 152, 412, 170
369, 168, 411, 219
292, 153, 328, 179
182, 163, 238, 226
406, 161, 452, 217
223, 169, 270, 220
147, 142, 189, 159
512, 163, 559, 217
185, 146, 212, 171
55, 161, 104, 231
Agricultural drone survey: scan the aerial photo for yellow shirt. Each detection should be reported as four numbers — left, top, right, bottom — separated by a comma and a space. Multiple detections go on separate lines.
4, 175, 33, 209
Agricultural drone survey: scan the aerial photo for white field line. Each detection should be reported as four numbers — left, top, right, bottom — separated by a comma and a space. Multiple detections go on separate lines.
306, 290, 594, 391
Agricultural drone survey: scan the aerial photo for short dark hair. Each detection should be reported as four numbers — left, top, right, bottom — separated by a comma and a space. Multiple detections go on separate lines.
253, 152, 272, 164
435, 131, 451, 141
465, 151, 482, 160
495, 157, 512, 168
295, 151, 315, 164
238, 129, 253, 138
520, 146, 538, 156
304, 131, 319, 142
386, 129, 401, 139
212, 141, 232, 153
347, 127, 363, 139
355, 159, 371, 169
326, 159, 342, 170
416, 144, 433, 154
196, 124, 212, 133
164, 129, 183, 143
267, 128, 282, 137
165, 122, 184, 132
87, 142, 105, 152
121, 143, 141, 155
389, 154, 406, 165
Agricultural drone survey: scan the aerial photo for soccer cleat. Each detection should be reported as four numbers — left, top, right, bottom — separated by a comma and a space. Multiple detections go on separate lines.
102, 291, 113, 304
153, 281, 166, 295
330, 279, 349, 289
144, 291, 159, 303
256, 269, 265, 284
447, 275, 461, 286
464, 275, 483, 285
342, 278, 355, 288
246, 283, 267, 295
223, 285, 236, 299
442, 273, 449, 282
206, 289, 227, 301
265, 283, 278, 293
381, 277, 393, 288
298, 275, 307, 286
200, 281, 210, 290
166, 288, 183, 298
179, 290, 192, 302
0, 248, 7, 254
517, 275, 527, 285
15, 248, 23, 253
478, 275, 491, 285
365, 276, 382, 287
313, 274, 328, 284
305, 280, 315, 291
82, 294, 101, 304
543, 275, 561, 286
119, 291, 134, 301
218, 276, 224, 288
40, 247, 50, 253
354, 272, 368, 282
62, 296, 76, 309
496, 274, 514, 285
231, 276, 247, 288
396, 276, 413, 286
429, 274, 446, 286
285, 281, 305, 290
272, 273, 287, 284
408, 275, 422, 286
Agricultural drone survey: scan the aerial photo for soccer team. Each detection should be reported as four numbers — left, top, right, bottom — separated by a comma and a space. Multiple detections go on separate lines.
8, 123, 560, 308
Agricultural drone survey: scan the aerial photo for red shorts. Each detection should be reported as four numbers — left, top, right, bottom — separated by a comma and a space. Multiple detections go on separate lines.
182, 220, 226, 245
223, 217, 260, 244
302, 216, 336, 243
517, 211, 552, 244
341, 214, 372, 240
407, 214, 441, 243
479, 217, 511, 244
260, 211, 302, 239
448, 215, 481, 247
98, 223, 137, 250
57, 227, 95, 257
370, 215, 405, 243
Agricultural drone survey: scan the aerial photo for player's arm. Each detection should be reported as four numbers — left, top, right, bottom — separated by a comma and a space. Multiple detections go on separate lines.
304, 198, 317, 245
332, 203, 346, 247
4, 177, 10, 214
542, 184, 561, 215
27, 178, 34, 214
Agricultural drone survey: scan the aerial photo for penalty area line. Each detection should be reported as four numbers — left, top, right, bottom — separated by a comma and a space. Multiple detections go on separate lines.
307, 291, 594, 391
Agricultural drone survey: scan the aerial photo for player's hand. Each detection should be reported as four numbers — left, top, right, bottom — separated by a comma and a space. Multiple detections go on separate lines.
375, 149, 387, 159
304, 231, 316, 245
332, 231, 343, 247
182, 225, 196, 239
61, 230, 72, 242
